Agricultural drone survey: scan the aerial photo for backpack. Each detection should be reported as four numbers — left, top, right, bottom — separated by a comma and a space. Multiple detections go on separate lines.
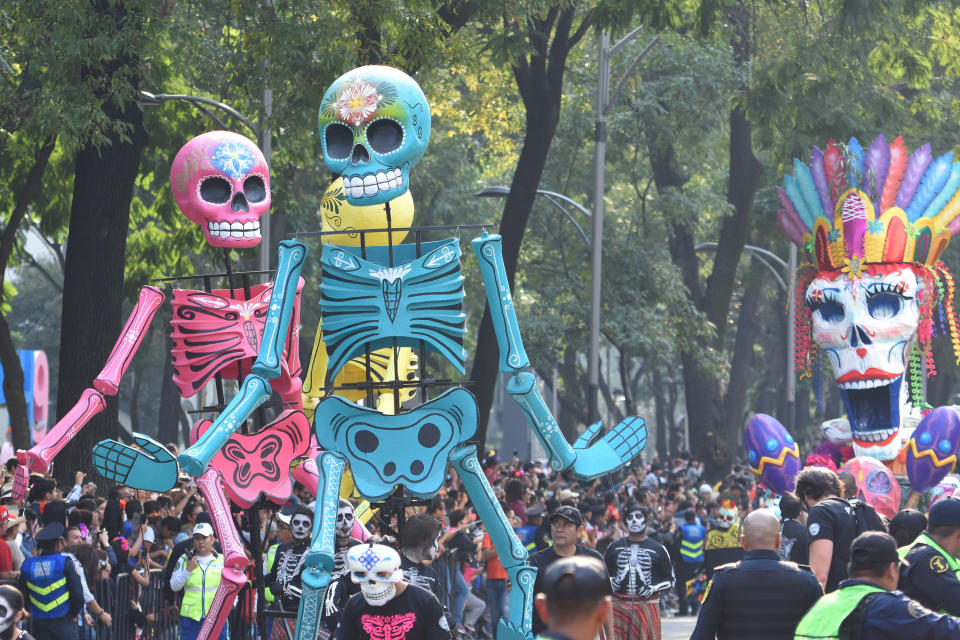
850, 500, 885, 536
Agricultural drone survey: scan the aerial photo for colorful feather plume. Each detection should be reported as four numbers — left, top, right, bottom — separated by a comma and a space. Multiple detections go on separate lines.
810, 146, 833, 217
784, 174, 815, 231
906, 152, 953, 221
864, 134, 890, 211
824, 140, 844, 201
777, 186, 809, 236
846, 137, 864, 190
926, 161, 960, 223
794, 158, 822, 224
778, 209, 805, 246
896, 143, 933, 209
880, 136, 907, 211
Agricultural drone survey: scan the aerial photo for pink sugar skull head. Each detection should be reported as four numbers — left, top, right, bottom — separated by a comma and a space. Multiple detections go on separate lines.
170, 131, 269, 248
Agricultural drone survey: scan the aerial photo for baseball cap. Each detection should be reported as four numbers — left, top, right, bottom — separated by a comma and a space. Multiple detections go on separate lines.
276, 512, 292, 526
526, 503, 546, 517
193, 522, 214, 538
557, 489, 580, 501
928, 497, 960, 527
36, 521, 65, 542
550, 506, 583, 527
849, 531, 907, 570
539, 556, 612, 601
889, 509, 927, 538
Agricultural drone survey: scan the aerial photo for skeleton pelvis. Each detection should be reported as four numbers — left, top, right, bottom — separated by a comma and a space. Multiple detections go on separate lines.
314, 388, 477, 501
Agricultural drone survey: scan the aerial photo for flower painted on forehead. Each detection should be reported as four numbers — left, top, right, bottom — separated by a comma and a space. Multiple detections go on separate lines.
336, 80, 381, 126
842, 255, 866, 280
211, 142, 255, 180
358, 547, 381, 571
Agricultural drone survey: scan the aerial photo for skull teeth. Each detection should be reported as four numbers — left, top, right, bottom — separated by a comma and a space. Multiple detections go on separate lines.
853, 426, 897, 443
838, 378, 892, 390
207, 220, 261, 240
345, 169, 403, 199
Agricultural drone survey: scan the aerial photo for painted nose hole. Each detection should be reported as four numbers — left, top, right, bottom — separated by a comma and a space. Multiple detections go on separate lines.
351, 144, 370, 165
849, 325, 872, 347
231, 192, 249, 212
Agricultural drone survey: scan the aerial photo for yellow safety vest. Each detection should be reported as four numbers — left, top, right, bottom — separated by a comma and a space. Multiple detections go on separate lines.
180, 553, 224, 621
264, 544, 278, 604
794, 583, 885, 639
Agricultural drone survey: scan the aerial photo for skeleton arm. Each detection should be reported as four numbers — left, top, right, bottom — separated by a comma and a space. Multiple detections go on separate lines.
179, 239, 307, 478
451, 444, 535, 640
296, 451, 346, 640
471, 233, 647, 479
13, 286, 165, 500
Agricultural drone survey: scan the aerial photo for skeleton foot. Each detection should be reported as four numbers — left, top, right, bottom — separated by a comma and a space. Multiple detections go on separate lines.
295, 566, 330, 640
571, 416, 648, 479
92, 433, 178, 492
496, 619, 533, 640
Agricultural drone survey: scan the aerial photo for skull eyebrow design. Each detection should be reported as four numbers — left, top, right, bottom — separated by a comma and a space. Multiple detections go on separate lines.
865, 281, 912, 300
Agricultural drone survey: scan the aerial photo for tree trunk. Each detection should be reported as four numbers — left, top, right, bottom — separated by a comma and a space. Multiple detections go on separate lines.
157, 327, 184, 448
54, 1, 147, 488
471, 6, 587, 448
652, 367, 668, 461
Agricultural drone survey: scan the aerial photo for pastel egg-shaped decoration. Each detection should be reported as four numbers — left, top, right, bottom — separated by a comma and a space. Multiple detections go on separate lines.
744, 414, 800, 494
907, 406, 960, 492
839, 456, 900, 520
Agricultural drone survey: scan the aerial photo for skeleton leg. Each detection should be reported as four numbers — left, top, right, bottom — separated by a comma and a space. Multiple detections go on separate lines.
450, 445, 534, 640
471, 232, 530, 373
22, 388, 105, 475
179, 239, 308, 477
296, 451, 346, 640
505, 373, 576, 472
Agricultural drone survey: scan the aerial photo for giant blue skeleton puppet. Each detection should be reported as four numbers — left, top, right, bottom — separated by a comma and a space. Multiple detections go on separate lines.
108, 66, 648, 640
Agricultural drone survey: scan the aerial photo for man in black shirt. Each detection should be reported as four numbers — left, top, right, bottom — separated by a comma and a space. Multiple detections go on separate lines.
794, 466, 856, 592
337, 542, 450, 640
535, 556, 613, 640
400, 514, 444, 604
778, 494, 809, 565
603, 504, 674, 640
528, 506, 609, 638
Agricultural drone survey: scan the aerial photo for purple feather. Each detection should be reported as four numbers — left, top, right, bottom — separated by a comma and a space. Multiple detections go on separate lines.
896, 143, 932, 209
776, 186, 810, 234
864, 134, 889, 210
948, 214, 960, 235
777, 209, 805, 246
810, 146, 833, 216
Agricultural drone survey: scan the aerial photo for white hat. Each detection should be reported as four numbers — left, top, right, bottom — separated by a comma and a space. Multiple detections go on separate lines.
557, 489, 580, 501
193, 522, 214, 538
699, 483, 714, 495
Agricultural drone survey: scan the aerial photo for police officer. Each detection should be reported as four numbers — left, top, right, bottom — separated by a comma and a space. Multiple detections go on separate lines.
795, 531, 960, 639
18, 522, 84, 640
534, 556, 612, 640
898, 497, 960, 615
690, 509, 821, 640
676, 508, 706, 615
170, 522, 228, 640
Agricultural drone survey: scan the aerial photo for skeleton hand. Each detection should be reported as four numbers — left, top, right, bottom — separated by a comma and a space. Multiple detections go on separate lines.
495, 618, 533, 640
92, 433, 178, 492
571, 417, 647, 480
323, 580, 340, 617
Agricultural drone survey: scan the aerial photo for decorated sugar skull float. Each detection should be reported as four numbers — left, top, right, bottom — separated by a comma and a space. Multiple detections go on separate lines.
747, 134, 960, 513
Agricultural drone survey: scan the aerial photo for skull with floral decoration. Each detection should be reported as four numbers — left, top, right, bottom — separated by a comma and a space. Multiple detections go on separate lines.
780, 135, 960, 462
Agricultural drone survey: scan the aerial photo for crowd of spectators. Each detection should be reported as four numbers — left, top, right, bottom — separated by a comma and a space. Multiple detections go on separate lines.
0, 445, 782, 640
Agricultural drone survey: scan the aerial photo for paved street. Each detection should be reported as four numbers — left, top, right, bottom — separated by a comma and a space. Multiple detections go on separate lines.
662, 615, 697, 640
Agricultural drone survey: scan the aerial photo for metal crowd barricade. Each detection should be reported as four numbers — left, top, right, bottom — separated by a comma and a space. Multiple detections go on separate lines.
14, 566, 314, 639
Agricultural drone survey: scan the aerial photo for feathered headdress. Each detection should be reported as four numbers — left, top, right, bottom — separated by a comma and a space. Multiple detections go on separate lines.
780, 135, 960, 407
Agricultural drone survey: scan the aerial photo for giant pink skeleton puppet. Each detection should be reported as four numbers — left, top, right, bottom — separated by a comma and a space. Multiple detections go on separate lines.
746, 135, 960, 517
13, 131, 310, 640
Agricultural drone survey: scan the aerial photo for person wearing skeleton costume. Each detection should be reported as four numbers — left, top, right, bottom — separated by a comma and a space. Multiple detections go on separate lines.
335, 542, 450, 640
400, 514, 444, 602
0, 585, 33, 640
602, 504, 674, 640
319, 499, 364, 636
267, 506, 315, 615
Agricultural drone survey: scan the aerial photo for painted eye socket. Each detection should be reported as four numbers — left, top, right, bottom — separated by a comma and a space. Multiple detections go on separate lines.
353, 570, 367, 580
814, 300, 844, 323
244, 175, 266, 203
748, 450, 757, 463
919, 431, 933, 445
367, 119, 403, 154
939, 439, 953, 454
200, 176, 231, 204
785, 433, 795, 445
376, 570, 393, 579
325, 123, 354, 159
868, 292, 902, 320
765, 437, 779, 452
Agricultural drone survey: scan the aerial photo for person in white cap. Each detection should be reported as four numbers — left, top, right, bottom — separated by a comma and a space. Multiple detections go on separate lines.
170, 522, 227, 640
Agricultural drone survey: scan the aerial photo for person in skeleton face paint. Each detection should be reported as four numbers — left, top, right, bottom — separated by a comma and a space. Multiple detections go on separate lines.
0, 585, 31, 640
602, 504, 675, 640
399, 514, 444, 602
265, 505, 314, 613
320, 499, 364, 633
